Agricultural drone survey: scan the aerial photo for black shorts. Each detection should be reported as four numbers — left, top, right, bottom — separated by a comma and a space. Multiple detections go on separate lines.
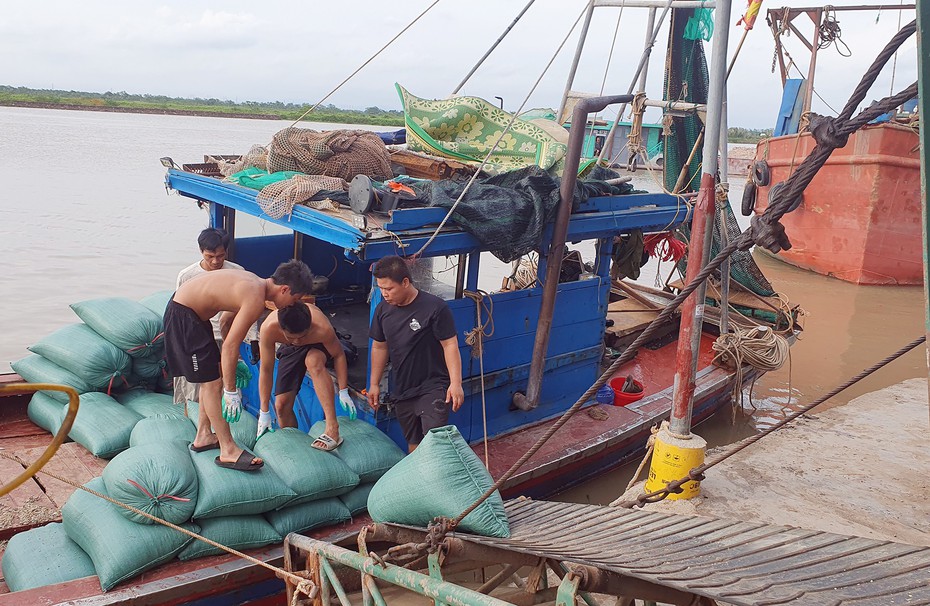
274, 343, 331, 395
394, 388, 449, 445
163, 299, 221, 384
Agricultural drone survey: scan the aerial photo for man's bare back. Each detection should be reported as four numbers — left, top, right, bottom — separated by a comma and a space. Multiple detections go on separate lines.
173, 269, 267, 322
263, 304, 339, 349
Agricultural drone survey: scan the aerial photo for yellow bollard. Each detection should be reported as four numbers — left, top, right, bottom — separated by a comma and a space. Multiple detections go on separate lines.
644, 427, 706, 500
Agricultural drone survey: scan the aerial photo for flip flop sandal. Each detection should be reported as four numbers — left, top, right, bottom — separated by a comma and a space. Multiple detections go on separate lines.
311, 433, 344, 452
190, 440, 220, 453
214, 451, 264, 472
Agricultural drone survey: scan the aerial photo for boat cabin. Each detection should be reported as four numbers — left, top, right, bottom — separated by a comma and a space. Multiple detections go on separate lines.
165, 164, 686, 449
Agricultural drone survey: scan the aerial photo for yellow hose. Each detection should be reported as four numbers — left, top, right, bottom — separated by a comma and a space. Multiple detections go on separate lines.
0, 383, 79, 497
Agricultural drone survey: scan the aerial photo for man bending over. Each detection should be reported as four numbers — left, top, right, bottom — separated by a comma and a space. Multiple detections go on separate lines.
164, 259, 313, 471
256, 303, 356, 450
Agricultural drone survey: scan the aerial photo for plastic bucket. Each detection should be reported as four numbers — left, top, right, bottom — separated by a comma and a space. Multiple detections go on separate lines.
609, 378, 645, 406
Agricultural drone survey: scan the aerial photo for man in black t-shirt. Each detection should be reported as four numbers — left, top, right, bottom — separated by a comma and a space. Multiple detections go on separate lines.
368, 256, 464, 452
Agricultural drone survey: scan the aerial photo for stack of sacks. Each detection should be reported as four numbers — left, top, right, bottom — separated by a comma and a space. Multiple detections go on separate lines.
186, 401, 258, 450
0, 523, 97, 591
309, 418, 406, 515
254, 428, 360, 535
63, 477, 199, 591
10, 293, 184, 457
70, 298, 167, 391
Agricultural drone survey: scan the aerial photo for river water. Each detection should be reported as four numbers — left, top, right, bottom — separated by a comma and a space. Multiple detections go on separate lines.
1, 106, 925, 503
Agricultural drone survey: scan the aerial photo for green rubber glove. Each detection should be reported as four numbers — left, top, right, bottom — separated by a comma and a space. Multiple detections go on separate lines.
235, 360, 252, 390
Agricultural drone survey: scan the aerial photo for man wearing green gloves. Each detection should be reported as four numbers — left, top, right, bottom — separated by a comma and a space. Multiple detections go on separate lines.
256, 303, 356, 450
164, 260, 313, 472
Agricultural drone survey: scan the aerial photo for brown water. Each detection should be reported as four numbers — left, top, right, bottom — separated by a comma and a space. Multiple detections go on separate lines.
1, 107, 926, 505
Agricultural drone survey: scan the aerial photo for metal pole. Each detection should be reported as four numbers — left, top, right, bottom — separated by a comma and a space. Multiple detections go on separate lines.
558, 1, 597, 121
718, 88, 731, 335
669, 0, 732, 437
637, 8, 657, 93
450, 0, 537, 96
518, 94, 633, 410
287, 535, 513, 606
917, 0, 930, 411
802, 9, 823, 116
598, 2, 672, 163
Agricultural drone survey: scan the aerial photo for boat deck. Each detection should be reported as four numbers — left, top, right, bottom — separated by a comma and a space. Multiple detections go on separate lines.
432, 498, 930, 605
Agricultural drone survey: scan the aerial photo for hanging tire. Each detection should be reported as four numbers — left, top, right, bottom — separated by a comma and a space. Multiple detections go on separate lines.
741, 181, 757, 216
752, 159, 771, 186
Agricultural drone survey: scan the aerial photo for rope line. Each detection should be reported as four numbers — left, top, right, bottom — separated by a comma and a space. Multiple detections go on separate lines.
0, 450, 315, 590
289, 0, 441, 127
613, 335, 926, 508
413, 4, 590, 257
449, 18, 919, 530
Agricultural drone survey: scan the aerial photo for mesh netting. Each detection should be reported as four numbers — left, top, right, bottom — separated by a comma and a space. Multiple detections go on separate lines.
664, 9, 774, 297
256, 175, 347, 219
215, 145, 268, 177
267, 128, 393, 181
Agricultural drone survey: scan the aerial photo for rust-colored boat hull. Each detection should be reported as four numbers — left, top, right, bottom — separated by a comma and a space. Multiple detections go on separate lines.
753, 123, 921, 285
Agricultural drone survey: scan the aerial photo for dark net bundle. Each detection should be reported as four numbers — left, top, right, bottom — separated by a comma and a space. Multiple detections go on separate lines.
664, 9, 774, 297
412, 166, 634, 263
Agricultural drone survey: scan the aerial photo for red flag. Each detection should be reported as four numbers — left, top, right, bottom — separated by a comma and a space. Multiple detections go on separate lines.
736, 0, 763, 30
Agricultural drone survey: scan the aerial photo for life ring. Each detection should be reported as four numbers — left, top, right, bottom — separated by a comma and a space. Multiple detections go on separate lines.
752, 159, 771, 186
741, 180, 757, 216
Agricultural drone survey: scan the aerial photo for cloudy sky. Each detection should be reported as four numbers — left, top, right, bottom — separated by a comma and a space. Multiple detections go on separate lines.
1, 0, 917, 128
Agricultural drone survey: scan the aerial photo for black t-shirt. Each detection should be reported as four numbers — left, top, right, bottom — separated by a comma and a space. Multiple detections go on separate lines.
369, 290, 457, 401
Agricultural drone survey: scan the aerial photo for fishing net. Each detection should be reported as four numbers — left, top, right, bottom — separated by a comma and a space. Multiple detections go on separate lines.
664, 9, 774, 297
215, 145, 268, 177
267, 127, 393, 181
256, 175, 347, 219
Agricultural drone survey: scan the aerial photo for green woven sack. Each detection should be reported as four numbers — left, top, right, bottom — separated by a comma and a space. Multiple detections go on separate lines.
187, 401, 258, 450
29, 324, 131, 391
309, 418, 405, 482
62, 478, 197, 591
139, 290, 174, 317
69, 392, 143, 459
27, 392, 67, 436
189, 449, 296, 519
2, 522, 96, 592
254, 428, 359, 504
117, 389, 186, 419
339, 482, 374, 516
368, 425, 510, 538
102, 442, 198, 525
179, 515, 282, 560
11, 354, 92, 403
129, 415, 196, 447
264, 498, 352, 537
70, 298, 164, 359
131, 354, 169, 382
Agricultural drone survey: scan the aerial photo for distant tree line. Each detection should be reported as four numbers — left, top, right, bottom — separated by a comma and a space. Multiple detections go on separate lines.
728, 126, 773, 143
0, 85, 405, 126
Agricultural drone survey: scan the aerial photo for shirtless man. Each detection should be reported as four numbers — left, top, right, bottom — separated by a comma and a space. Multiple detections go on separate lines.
256, 303, 357, 451
164, 259, 314, 471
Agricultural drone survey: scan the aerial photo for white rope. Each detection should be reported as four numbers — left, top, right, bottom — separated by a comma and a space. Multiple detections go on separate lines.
712, 325, 790, 411
289, 0, 442, 127
413, 3, 590, 257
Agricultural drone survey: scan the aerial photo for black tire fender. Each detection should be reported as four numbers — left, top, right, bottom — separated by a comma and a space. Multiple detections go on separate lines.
752, 159, 771, 186
741, 180, 757, 216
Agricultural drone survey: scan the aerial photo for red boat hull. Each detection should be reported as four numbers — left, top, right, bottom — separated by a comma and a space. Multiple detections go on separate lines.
753, 123, 921, 285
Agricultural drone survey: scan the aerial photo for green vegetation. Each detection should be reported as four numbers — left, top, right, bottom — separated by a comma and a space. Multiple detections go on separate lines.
0, 86, 405, 126
728, 126, 773, 143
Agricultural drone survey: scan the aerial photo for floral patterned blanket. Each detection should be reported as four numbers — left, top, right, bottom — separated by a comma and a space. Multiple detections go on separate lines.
396, 84, 567, 175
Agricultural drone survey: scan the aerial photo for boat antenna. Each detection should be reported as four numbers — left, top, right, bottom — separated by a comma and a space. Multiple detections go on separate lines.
289, 0, 442, 126
415, 4, 590, 257
450, 0, 537, 96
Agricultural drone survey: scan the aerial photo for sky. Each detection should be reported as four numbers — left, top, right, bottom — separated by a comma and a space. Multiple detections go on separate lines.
0, 0, 918, 129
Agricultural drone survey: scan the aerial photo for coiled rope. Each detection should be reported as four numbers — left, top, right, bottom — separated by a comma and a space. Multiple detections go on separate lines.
712, 325, 790, 412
